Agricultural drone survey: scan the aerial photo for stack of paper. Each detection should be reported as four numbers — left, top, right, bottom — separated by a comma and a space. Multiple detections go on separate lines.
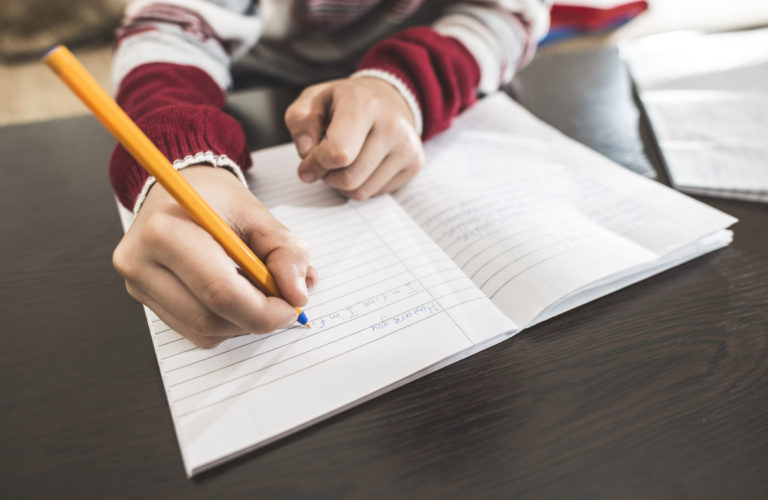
119, 93, 736, 476
622, 28, 768, 202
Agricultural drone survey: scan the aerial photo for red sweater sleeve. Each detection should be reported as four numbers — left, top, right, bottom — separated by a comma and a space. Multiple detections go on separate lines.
109, 62, 251, 210
356, 26, 481, 141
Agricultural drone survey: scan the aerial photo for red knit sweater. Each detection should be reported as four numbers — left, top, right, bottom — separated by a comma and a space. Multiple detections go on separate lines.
110, 0, 551, 210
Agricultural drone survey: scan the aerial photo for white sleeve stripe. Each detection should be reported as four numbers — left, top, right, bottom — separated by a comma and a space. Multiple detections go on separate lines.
112, 29, 233, 89
435, 1, 549, 91
434, 15, 505, 94
350, 69, 423, 136
483, 0, 552, 39
126, 0, 261, 60
132, 152, 248, 214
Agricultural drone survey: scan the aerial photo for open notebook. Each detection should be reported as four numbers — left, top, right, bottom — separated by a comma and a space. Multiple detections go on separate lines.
118, 93, 736, 476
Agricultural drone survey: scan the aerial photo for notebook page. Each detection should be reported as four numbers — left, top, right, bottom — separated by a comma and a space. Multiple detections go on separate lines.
118, 177, 515, 476
641, 90, 768, 200
621, 29, 768, 202
394, 94, 736, 327
619, 28, 768, 93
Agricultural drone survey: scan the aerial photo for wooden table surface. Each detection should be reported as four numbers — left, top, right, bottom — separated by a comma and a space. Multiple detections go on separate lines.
2, 46, 766, 499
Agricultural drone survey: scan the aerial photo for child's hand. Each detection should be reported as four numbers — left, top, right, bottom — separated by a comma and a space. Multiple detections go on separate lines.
284, 76, 424, 200
112, 166, 317, 348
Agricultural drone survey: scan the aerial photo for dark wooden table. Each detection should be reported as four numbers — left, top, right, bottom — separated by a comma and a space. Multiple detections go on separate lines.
2, 46, 767, 499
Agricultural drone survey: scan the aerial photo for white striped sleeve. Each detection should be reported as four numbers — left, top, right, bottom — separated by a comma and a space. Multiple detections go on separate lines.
434, 0, 553, 94
112, 0, 261, 90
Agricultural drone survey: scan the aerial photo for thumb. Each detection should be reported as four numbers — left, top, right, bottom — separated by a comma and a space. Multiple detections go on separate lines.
284, 83, 333, 158
264, 244, 311, 308
236, 199, 313, 307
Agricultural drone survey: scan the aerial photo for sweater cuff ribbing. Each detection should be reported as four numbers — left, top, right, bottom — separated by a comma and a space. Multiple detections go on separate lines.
109, 103, 252, 210
131, 152, 248, 214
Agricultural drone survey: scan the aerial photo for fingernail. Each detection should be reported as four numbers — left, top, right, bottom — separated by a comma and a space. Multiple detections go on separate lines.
300, 171, 317, 183
296, 135, 313, 157
296, 277, 309, 300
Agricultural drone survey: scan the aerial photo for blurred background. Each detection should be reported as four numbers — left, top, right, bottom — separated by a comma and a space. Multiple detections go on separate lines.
1, 0, 768, 127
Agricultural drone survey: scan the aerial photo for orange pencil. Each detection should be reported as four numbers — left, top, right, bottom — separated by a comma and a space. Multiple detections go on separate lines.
44, 45, 309, 327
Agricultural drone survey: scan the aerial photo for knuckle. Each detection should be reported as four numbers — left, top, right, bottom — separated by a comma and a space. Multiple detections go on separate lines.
334, 168, 360, 191
248, 321, 274, 335
284, 104, 309, 127
331, 83, 350, 100
292, 236, 311, 260
407, 143, 424, 167
279, 230, 310, 255
112, 243, 135, 277
301, 82, 323, 97
281, 234, 312, 265
188, 311, 219, 338
348, 187, 372, 201
124, 281, 142, 301
264, 224, 294, 246
327, 144, 352, 167
250, 224, 283, 249
378, 115, 399, 136
404, 135, 424, 162
200, 278, 238, 312
190, 335, 222, 350
412, 153, 424, 173
363, 94, 381, 114
141, 215, 172, 249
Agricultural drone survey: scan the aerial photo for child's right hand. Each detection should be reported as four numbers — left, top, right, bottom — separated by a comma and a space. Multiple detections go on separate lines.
112, 166, 317, 348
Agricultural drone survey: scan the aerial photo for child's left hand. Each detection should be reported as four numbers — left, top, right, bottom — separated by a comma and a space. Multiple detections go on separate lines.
284, 76, 424, 200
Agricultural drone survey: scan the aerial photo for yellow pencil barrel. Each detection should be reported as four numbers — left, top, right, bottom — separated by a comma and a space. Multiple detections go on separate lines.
44, 45, 305, 322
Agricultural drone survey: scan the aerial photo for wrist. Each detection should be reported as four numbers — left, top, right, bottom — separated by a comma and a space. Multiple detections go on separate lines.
133, 152, 248, 214
350, 70, 423, 136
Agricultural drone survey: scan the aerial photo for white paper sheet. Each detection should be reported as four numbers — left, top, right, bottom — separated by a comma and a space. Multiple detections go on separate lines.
394, 94, 736, 326
620, 28, 768, 93
119, 192, 515, 476
622, 28, 768, 202
641, 90, 768, 201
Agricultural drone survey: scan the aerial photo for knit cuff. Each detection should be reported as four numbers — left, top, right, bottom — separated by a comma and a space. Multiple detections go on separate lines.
109, 104, 252, 209
132, 152, 248, 214
356, 27, 481, 141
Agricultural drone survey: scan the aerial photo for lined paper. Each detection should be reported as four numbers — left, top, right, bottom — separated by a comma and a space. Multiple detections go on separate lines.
118, 92, 735, 476
120, 189, 515, 476
641, 91, 768, 201
394, 94, 736, 326
622, 29, 768, 202
395, 132, 653, 326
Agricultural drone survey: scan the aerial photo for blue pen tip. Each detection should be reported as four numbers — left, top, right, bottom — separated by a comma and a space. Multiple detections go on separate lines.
297, 311, 308, 326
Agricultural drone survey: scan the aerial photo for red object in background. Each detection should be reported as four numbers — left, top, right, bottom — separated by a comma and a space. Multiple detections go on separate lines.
550, 1, 649, 30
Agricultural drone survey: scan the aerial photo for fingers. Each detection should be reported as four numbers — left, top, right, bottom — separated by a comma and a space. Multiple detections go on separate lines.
144, 213, 300, 334
295, 88, 376, 183
287, 77, 424, 201
370, 134, 424, 196
113, 167, 319, 350
337, 147, 421, 200
374, 163, 422, 196
306, 265, 319, 289
239, 215, 313, 308
284, 83, 333, 158
311, 126, 390, 195
125, 263, 247, 338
